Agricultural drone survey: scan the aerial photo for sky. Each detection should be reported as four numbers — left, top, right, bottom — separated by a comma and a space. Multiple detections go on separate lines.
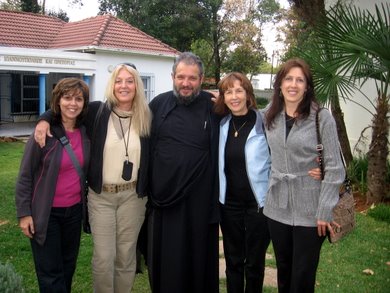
43, 0, 289, 62
44, 0, 100, 21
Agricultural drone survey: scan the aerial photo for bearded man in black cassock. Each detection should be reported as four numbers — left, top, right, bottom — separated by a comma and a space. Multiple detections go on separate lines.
147, 52, 220, 293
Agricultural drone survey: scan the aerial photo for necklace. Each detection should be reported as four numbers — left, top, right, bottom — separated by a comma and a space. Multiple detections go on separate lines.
232, 120, 247, 137
113, 110, 132, 161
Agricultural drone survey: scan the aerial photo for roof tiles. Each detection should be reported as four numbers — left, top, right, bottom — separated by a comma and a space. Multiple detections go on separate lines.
0, 10, 64, 49
0, 9, 179, 55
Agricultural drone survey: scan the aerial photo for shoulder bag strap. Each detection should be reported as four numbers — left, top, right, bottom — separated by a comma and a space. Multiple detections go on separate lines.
315, 109, 325, 180
58, 135, 86, 190
316, 109, 351, 192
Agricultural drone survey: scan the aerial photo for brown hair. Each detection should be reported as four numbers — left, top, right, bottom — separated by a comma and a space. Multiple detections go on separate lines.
265, 58, 318, 129
50, 78, 89, 127
214, 72, 257, 116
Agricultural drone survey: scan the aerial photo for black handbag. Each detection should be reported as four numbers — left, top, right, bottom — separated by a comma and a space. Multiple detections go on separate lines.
316, 109, 355, 243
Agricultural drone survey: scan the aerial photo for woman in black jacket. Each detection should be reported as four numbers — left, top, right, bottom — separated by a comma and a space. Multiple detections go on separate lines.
34, 64, 152, 292
16, 78, 90, 292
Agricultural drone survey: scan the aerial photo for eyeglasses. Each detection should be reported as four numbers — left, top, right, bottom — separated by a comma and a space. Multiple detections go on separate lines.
108, 63, 137, 73
120, 63, 137, 70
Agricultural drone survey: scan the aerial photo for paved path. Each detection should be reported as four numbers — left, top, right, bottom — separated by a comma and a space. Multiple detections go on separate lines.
0, 121, 35, 138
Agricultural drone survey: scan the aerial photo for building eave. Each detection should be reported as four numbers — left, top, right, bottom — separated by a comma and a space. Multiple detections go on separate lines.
59, 46, 179, 59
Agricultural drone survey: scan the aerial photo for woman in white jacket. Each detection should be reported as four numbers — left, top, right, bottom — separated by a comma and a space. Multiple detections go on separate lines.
214, 72, 271, 293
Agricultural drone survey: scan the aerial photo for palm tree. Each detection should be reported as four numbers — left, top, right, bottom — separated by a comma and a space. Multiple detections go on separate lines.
296, 38, 355, 167
309, 3, 389, 204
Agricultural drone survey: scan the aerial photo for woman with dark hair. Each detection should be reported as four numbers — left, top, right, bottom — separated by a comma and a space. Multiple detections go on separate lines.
16, 78, 90, 292
33, 64, 152, 292
214, 72, 271, 293
263, 58, 345, 293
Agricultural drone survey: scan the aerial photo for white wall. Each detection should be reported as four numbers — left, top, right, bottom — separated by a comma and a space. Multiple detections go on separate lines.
251, 74, 274, 90
326, 0, 388, 155
94, 52, 175, 102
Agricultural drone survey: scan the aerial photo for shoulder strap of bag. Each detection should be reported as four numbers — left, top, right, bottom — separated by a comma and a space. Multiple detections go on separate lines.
53, 125, 86, 190
60, 136, 85, 185
316, 109, 351, 193
54, 126, 91, 234
315, 109, 325, 180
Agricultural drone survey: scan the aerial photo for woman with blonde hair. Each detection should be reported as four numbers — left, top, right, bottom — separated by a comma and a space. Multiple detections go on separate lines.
34, 63, 151, 292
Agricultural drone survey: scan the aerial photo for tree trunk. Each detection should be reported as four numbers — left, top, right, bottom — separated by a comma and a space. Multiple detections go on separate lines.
366, 94, 389, 204
212, 31, 220, 85
211, 3, 221, 86
290, 0, 326, 46
331, 98, 353, 167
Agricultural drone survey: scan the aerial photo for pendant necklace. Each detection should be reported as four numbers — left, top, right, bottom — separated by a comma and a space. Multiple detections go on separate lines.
232, 120, 247, 137
113, 110, 133, 181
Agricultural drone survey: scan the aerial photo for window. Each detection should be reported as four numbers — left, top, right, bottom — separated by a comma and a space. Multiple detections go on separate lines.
11, 73, 39, 113
22, 74, 39, 112
141, 75, 155, 102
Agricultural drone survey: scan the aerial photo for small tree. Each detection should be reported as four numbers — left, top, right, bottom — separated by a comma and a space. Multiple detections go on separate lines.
47, 9, 69, 22
20, 0, 40, 13
314, 3, 390, 204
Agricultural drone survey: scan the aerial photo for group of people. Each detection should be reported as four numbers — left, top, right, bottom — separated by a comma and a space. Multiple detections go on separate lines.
15, 52, 345, 293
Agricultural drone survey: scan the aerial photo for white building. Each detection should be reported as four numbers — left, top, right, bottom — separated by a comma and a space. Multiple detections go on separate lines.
0, 10, 179, 122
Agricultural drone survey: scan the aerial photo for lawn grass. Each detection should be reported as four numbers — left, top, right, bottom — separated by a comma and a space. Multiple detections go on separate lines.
1, 140, 389, 292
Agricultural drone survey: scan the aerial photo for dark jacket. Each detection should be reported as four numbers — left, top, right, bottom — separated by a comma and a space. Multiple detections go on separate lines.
39, 101, 150, 197
83, 101, 150, 196
15, 125, 90, 245
149, 91, 220, 222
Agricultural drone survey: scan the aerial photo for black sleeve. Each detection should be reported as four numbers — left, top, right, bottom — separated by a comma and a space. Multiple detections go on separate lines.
38, 109, 54, 123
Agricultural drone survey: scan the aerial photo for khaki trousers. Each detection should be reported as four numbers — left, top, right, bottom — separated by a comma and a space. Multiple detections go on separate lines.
88, 187, 146, 293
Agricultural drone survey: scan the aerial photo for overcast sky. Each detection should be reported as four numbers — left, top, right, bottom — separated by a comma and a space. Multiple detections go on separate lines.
44, 0, 99, 21
43, 0, 289, 62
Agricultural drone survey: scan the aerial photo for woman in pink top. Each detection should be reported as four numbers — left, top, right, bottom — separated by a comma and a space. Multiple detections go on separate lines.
15, 78, 91, 293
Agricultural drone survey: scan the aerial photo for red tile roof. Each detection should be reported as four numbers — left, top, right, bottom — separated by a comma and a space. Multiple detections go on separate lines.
0, 9, 179, 56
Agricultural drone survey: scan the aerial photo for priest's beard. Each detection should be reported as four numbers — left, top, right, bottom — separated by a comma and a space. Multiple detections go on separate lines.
173, 86, 201, 106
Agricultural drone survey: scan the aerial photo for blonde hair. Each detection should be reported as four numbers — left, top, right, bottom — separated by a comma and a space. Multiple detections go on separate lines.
104, 64, 151, 136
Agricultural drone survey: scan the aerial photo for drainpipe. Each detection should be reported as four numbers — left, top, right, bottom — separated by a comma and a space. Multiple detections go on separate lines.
83, 75, 91, 86
39, 73, 47, 115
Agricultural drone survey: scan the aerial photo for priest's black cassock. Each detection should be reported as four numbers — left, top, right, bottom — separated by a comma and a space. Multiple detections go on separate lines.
147, 90, 220, 293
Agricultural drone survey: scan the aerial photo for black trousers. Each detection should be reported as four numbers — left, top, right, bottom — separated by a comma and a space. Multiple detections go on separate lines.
267, 218, 325, 293
30, 203, 82, 293
220, 201, 270, 293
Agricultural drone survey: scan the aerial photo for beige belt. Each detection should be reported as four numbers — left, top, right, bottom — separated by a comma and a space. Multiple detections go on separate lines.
102, 181, 137, 193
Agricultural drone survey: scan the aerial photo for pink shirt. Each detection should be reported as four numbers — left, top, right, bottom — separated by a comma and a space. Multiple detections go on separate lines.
52, 129, 84, 207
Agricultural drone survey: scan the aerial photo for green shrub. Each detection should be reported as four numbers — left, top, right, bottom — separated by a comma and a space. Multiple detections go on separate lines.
367, 204, 390, 224
0, 262, 25, 293
347, 156, 390, 199
255, 97, 269, 109
347, 156, 368, 193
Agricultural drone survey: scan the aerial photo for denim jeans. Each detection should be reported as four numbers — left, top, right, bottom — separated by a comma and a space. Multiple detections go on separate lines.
30, 203, 82, 293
